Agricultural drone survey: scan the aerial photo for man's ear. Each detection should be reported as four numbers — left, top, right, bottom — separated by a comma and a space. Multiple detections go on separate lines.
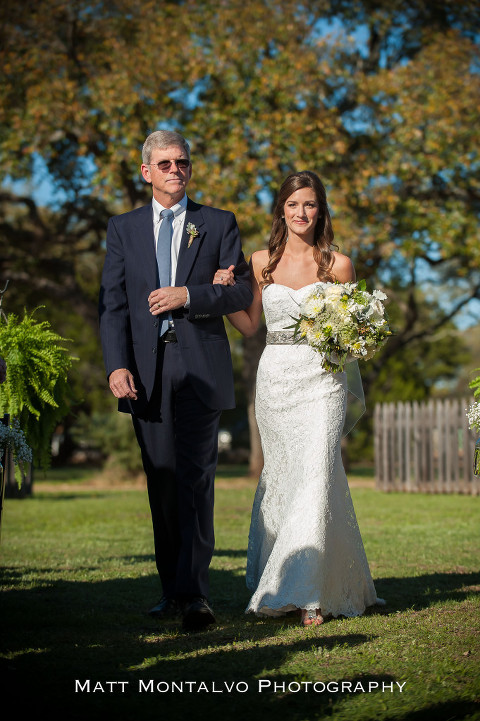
140, 164, 152, 184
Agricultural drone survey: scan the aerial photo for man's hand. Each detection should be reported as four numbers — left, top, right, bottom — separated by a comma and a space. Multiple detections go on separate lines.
148, 286, 188, 315
213, 265, 236, 286
109, 368, 138, 400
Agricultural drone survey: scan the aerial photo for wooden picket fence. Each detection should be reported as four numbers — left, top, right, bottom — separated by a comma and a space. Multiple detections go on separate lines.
374, 398, 478, 494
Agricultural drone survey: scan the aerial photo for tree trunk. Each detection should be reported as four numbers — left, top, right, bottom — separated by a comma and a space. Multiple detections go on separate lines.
3, 449, 33, 498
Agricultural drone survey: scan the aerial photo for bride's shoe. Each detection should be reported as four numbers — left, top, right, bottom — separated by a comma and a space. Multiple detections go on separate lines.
301, 609, 324, 627
301, 609, 314, 626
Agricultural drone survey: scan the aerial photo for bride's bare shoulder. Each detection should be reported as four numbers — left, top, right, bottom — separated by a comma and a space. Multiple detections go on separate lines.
251, 249, 269, 265
250, 249, 269, 276
331, 251, 356, 282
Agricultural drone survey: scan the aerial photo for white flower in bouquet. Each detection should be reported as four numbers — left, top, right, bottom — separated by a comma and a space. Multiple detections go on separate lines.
303, 295, 325, 319
323, 283, 346, 299
366, 297, 385, 321
287, 280, 391, 372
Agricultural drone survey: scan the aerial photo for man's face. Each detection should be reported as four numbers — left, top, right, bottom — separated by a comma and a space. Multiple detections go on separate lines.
141, 145, 192, 205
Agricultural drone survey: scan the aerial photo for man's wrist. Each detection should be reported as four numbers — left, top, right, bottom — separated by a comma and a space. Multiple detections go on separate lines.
183, 286, 190, 308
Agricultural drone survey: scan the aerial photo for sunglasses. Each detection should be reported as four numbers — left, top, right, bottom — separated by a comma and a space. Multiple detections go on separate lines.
148, 159, 190, 172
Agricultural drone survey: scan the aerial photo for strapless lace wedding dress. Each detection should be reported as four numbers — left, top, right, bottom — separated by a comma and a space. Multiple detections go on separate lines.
245, 283, 383, 618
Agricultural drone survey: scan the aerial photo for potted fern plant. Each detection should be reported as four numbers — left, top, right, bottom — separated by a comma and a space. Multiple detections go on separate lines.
0, 357, 32, 533
0, 304, 76, 497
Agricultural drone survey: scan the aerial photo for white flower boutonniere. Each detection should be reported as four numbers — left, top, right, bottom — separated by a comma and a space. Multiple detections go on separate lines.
187, 222, 199, 248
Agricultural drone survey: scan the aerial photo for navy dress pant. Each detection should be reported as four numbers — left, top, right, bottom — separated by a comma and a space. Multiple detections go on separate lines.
132, 340, 221, 601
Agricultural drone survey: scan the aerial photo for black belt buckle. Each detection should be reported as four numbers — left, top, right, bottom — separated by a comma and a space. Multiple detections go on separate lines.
164, 329, 177, 343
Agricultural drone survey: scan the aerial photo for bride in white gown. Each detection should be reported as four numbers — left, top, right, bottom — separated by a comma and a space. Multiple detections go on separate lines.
215, 171, 384, 626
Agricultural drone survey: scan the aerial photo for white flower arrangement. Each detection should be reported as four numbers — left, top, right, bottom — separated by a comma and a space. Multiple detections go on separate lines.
0, 418, 32, 486
288, 279, 391, 373
466, 402, 480, 434
467, 369, 480, 434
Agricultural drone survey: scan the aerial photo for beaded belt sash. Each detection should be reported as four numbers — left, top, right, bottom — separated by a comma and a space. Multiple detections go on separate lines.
266, 331, 307, 345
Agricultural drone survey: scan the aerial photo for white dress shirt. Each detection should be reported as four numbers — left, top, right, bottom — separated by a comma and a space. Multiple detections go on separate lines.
152, 194, 190, 308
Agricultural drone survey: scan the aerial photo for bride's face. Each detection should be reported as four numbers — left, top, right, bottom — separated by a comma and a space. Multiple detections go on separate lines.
283, 188, 319, 241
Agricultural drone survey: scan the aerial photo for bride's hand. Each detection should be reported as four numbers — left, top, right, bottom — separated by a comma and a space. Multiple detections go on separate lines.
213, 265, 236, 286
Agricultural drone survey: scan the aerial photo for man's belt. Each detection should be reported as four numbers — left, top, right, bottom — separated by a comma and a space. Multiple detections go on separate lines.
163, 328, 178, 343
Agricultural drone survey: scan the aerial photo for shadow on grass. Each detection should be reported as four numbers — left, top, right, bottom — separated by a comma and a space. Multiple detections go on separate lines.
1, 560, 479, 721
213, 548, 247, 558
0, 567, 379, 721
383, 701, 480, 721
373, 571, 480, 613
31, 491, 142, 501
108, 554, 480, 615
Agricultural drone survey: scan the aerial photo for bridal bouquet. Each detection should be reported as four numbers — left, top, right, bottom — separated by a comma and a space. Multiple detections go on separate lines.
289, 280, 391, 372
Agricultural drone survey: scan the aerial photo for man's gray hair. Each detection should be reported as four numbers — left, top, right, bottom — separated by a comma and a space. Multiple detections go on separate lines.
142, 130, 191, 164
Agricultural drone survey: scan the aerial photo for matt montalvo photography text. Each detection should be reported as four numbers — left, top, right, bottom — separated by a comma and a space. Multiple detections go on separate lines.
75, 679, 407, 694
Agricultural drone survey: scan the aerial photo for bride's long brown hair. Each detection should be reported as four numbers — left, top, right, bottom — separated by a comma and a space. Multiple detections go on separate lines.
260, 171, 337, 288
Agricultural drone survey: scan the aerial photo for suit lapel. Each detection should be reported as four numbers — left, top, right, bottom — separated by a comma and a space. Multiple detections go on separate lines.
134, 204, 158, 288
175, 199, 206, 286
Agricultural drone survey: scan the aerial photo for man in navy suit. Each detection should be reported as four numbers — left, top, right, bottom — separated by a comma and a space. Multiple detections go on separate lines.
99, 130, 252, 630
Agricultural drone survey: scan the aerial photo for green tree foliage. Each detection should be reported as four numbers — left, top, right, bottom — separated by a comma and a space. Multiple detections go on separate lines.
0, 0, 478, 463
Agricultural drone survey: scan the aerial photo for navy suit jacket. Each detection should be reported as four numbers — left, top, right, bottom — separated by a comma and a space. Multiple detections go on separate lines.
99, 198, 253, 414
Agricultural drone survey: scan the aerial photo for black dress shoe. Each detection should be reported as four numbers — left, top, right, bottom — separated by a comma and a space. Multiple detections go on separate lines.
148, 596, 179, 618
182, 597, 216, 631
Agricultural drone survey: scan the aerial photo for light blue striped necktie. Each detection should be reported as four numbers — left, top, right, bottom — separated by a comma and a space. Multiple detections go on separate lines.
156, 208, 174, 337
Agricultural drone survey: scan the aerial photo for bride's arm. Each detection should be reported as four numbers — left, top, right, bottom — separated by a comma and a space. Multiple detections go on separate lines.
226, 278, 262, 338
213, 253, 264, 337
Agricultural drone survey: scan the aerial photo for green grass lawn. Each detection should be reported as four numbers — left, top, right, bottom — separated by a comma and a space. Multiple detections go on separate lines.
1, 468, 479, 721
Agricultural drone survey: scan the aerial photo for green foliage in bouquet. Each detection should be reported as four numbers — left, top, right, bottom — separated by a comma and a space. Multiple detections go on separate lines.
0, 308, 76, 470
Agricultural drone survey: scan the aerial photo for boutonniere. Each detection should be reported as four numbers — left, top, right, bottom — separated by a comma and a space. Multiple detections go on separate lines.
187, 222, 199, 248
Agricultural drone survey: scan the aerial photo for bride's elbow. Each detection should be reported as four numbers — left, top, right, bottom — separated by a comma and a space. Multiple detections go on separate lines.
243, 319, 262, 338
227, 309, 261, 337
229, 321, 257, 338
